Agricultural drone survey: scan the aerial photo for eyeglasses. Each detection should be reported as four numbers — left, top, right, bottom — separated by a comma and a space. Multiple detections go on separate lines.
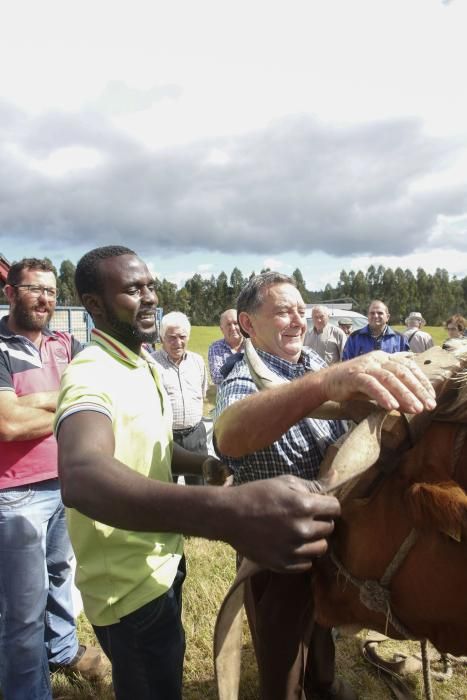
13, 285, 57, 298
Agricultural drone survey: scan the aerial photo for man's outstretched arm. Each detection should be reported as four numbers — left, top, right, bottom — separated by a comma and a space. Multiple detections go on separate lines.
215, 350, 437, 457
58, 411, 339, 572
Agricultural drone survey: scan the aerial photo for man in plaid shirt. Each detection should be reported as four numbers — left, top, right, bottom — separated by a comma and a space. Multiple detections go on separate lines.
214, 272, 353, 700
208, 309, 244, 385
215, 270, 435, 700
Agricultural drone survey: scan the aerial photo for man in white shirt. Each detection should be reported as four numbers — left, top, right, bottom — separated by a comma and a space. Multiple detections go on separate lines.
304, 305, 346, 365
152, 312, 208, 484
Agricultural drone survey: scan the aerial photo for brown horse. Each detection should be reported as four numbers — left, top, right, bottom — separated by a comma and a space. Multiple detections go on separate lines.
313, 420, 467, 656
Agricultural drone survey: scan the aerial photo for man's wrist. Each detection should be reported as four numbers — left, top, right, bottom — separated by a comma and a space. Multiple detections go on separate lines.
302, 368, 330, 409
206, 487, 239, 544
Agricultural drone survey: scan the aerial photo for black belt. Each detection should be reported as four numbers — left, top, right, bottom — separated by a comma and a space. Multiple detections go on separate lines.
173, 421, 202, 437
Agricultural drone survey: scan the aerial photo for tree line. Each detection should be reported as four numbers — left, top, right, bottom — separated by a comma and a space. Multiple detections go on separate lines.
323, 265, 467, 326
1, 259, 466, 326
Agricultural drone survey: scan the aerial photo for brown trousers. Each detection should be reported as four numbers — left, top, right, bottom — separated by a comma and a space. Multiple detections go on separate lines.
244, 568, 335, 700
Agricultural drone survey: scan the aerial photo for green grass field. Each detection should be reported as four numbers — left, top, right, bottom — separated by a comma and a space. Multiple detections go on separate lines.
166, 324, 449, 366
47, 324, 467, 699
191, 324, 449, 358
193, 324, 449, 364
393, 325, 448, 347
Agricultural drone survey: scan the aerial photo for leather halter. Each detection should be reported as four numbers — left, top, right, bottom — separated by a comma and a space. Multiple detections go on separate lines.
329, 529, 420, 640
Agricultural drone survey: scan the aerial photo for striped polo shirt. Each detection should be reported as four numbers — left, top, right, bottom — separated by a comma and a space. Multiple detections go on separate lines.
0, 316, 80, 488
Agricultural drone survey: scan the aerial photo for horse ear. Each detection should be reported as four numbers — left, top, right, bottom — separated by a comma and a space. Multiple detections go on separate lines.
405, 481, 467, 542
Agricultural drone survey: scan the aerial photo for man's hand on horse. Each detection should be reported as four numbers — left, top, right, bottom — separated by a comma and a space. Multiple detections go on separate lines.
321, 350, 437, 414
222, 475, 340, 572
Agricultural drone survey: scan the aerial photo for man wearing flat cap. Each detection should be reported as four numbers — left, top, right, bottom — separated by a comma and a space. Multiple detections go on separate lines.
338, 318, 353, 336
404, 311, 434, 353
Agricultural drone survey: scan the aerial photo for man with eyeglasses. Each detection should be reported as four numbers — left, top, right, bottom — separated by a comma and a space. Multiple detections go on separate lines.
342, 299, 409, 360
0, 258, 107, 700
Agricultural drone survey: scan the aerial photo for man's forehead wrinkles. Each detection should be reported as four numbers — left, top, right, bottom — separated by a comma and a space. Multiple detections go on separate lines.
272, 302, 305, 312
21, 270, 56, 284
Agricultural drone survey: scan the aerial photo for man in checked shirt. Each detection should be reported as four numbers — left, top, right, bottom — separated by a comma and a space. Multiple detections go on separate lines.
152, 311, 208, 485
214, 271, 355, 700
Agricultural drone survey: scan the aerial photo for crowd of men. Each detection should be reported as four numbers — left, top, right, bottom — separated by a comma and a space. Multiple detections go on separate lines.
304, 300, 435, 364
0, 250, 439, 700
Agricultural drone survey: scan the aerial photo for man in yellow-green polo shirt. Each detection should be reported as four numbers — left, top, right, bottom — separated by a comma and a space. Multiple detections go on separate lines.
56, 325, 182, 627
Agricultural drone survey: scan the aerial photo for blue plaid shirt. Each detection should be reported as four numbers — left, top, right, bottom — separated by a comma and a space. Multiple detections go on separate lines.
208, 338, 243, 385
214, 347, 344, 485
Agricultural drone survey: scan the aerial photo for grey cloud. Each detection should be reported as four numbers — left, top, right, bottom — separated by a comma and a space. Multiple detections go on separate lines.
20, 110, 140, 157
1, 108, 467, 260
0, 100, 28, 137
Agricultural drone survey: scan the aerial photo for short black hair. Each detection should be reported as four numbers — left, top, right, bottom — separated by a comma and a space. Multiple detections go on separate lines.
6, 258, 56, 286
75, 245, 136, 300
236, 271, 295, 338
368, 299, 389, 315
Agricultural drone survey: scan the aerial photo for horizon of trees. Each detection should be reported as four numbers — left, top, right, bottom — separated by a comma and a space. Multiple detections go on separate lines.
1, 259, 466, 326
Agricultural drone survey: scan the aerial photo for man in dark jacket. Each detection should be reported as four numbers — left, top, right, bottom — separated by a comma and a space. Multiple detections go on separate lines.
342, 299, 409, 360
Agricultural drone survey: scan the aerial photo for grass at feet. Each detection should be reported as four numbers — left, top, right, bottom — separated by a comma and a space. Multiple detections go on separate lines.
49, 537, 467, 699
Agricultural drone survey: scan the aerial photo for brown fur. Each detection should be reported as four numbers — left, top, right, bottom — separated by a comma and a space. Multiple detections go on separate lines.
406, 481, 467, 540
313, 420, 467, 655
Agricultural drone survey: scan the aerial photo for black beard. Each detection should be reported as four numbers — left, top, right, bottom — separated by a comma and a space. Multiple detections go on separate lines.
103, 302, 157, 348
12, 301, 53, 331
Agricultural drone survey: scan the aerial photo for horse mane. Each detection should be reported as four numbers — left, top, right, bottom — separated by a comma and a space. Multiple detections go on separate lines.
406, 481, 467, 541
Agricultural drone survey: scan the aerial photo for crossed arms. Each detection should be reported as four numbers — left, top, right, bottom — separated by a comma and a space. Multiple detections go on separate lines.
0, 390, 58, 441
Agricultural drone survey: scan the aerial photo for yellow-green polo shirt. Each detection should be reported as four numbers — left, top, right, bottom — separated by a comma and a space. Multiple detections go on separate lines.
54, 328, 183, 626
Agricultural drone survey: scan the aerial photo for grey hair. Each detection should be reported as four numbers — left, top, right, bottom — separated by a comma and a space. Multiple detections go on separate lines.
219, 308, 238, 327
160, 312, 191, 339
312, 305, 329, 317
237, 271, 296, 337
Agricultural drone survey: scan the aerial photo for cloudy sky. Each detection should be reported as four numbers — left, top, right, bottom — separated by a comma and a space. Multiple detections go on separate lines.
1, 0, 466, 290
